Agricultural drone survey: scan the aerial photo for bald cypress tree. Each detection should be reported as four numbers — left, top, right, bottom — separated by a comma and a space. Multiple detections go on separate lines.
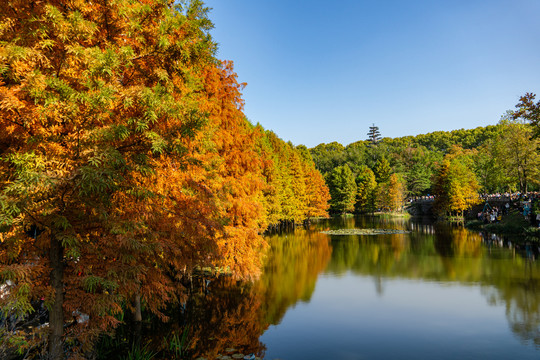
0, 0, 217, 357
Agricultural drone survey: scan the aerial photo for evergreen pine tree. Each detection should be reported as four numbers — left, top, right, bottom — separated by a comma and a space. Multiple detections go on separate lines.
367, 123, 382, 146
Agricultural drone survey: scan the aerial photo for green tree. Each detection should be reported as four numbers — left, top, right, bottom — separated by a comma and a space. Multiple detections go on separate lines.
512, 92, 540, 138
493, 122, 540, 193
355, 166, 377, 214
343, 141, 367, 174
474, 138, 512, 193
406, 163, 432, 196
374, 157, 392, 183
367, 123, 382, 146
327, 164, 357, 214
309, 142, 346, 175
397, 145, 438, 196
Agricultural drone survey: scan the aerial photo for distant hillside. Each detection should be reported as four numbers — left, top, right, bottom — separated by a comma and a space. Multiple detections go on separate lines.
309, 124, 503, 177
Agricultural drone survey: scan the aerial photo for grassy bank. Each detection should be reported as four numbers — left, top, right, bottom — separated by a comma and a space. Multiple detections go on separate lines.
374, 211, 411, 219
465, 211, 540, 240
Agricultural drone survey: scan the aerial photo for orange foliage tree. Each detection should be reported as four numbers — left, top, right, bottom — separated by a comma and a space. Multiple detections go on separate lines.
0, 0, 329, 358
0, 0, 221, 357
195, 61, 269, 279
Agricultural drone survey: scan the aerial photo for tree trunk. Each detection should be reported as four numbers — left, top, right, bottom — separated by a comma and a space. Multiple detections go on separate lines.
518, 168, 525, 194
133, 293, 142, 348
134, 293, 142, 322
49, 236, 64, 360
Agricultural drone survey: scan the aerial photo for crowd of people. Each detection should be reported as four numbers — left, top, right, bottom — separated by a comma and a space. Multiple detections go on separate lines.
477, 192, 540, 228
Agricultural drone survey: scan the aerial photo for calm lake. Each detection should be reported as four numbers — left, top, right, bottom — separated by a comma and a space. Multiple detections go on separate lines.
180, 215, 540, 360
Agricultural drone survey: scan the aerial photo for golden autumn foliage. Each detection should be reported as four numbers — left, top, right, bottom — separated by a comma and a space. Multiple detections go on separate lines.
195, 61, 269, 279
377, 173, 405, 212
257, 130, 330, 226
0, 0, 329, 357
433, 146, 481, 216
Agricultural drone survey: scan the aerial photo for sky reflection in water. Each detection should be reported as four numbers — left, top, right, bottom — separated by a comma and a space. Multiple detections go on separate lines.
259, 216, 540, 360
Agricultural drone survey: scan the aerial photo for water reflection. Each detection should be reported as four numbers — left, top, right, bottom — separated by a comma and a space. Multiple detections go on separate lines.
255, 230, 331, 325
185, 277, 267, 359
178, 229, 331, 359
183, 216, 540, 358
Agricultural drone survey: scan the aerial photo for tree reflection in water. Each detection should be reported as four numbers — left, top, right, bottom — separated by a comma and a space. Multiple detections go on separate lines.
153, 216, 540, 357
185, 277, 267, 359
176, 228, 332, 359
255, 229, 332, 325
482, 256, 540, 348
321, 216, 540, 350
506, 274, 540, 347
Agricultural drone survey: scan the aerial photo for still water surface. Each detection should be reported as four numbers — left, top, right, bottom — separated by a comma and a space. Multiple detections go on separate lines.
186, 216, 540, 359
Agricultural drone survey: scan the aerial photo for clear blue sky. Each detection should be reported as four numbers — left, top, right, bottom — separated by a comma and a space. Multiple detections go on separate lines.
204, 0, 540, 148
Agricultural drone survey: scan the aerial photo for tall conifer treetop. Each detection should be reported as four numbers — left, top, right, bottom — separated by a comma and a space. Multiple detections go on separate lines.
367, 123, 382, 145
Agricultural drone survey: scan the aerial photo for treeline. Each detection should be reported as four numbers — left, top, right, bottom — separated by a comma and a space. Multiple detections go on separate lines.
0, 0, 328, 358
311, 104, 540, 216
